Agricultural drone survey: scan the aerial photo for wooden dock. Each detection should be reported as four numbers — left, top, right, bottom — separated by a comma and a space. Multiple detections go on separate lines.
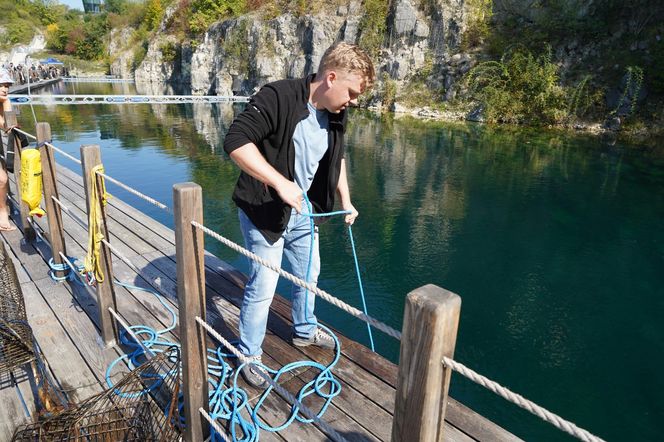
0, 142, 521, 440
8, 77, 61, 95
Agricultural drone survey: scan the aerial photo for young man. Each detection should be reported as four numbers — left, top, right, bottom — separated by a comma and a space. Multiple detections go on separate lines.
0, 69, 16, 232
223, 42, 374, 388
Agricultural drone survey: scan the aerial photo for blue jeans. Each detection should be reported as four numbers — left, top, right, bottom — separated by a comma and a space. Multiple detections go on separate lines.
238, 209, 319, 356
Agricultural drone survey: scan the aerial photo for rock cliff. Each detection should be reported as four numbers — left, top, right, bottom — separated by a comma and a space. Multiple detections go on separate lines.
132, 0, 472, 105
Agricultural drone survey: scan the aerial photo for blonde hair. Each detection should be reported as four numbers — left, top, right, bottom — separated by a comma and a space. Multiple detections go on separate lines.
317, 42, 375, 90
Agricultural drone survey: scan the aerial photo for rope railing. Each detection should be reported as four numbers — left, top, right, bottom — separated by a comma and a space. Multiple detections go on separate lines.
195, 316, 348, 442
199, 408, 232, 442
45, 142, 82, 165
100, 237, 173, 303
94, 170, 172, 214
52, 195, 88, 230
442, 357, 606, 442
190, 220, 403, 341
108, 307, 157, 357
10, 127, 37, 140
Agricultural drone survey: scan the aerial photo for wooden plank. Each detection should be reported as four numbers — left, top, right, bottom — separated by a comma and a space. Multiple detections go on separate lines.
21, 281, 103, 404
446, 399, 523, 442
31, 277, 121, 384
57, 166, 176, 245
173, 183, 208, 442
0, 232, 30, 283
55, 169, 176, 254
0, 370, 36, 442
80, 145, 117, 346
53, 175, 149, 258
392, 285, 461, 442
37, 123, 67, 279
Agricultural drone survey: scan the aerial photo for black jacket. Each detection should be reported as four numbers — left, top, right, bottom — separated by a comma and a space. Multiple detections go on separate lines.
223, 74, 347, 243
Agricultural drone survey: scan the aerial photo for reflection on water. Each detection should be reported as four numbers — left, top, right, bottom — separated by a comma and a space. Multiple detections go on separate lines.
16, 82, 664, 441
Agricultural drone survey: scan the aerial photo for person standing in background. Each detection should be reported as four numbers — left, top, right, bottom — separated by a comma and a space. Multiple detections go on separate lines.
0, 69, 17, 232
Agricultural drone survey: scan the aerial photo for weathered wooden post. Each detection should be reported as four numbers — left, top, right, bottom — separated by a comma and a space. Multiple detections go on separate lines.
173, 182, 209, 442
392, 284, 461, 442
37, 123, 67, 278
3, 111, 34, 241
80, 145, 117, 346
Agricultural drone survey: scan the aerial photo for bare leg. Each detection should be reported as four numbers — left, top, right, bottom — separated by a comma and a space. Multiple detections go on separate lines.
0, 167, 16, 231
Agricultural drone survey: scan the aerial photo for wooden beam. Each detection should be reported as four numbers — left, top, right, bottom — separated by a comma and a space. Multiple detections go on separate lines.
392, 284, 461, 442
80, 145, 117, 347
173, 182, 209, 442
37, 123, 67, 278
3, 111, 34, 241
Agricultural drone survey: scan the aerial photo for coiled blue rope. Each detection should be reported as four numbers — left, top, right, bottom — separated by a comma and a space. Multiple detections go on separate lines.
48, 197, 373, 441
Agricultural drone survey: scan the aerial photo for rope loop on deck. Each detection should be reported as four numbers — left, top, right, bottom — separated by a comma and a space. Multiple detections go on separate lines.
196, 317, 347, 442
442, 357, 606, 442
191, 220, 402, 341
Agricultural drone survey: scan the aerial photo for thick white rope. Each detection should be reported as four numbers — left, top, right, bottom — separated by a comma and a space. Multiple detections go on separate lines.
108, 307, 156, 357
195, 316, 348, 442
52, 195, 88, 229
442, 357, 606, 442
200, 408, 232, 442
100, 238, 174, 303
95, 170, 172, 214
11, 127, 37, 140
191, 221, 402, 341
45, 142, 82, 165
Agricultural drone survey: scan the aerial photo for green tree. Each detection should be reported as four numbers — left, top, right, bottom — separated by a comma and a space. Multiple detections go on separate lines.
143, 0, 164, 31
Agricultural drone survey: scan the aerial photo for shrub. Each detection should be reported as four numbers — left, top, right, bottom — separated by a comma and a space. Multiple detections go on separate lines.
358, 0, 388, 57
160, 41, 180, 63
464, 46, 569, 124
189, 0, 247, 35
461, 0, 492, 50
381, 72, 397, 109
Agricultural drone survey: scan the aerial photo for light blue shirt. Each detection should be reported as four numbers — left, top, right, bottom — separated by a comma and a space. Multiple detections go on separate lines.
293, 102, 329, 192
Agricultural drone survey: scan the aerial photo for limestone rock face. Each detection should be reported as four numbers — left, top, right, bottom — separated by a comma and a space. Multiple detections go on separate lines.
133, 0, 472, 102
108, 28, 135, 79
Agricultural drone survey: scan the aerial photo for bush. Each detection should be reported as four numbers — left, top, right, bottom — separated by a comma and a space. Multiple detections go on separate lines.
381, 72, 397, 109
160, 41, 180, 63
189, 0, 247, 35
358, 0, 388, 57
461, 0, 492, 50
464, 46, 569, 124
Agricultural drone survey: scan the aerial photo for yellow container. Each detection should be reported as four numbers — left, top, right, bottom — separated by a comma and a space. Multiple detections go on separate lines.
20, 149, 46, 217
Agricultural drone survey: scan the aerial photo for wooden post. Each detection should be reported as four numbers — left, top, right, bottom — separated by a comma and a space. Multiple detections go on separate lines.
173, 182, 209, 442
80, 145, 117, 347
37, 123, 67, 278
392, 284, 462, 442
3, 111, 35, 241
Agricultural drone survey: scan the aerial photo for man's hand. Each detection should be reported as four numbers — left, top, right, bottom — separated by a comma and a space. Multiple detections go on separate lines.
342, 201, 359, 225
276, 179, 304, 213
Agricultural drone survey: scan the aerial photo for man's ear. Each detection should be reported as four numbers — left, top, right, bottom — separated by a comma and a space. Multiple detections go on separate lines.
325, 70, 337, 88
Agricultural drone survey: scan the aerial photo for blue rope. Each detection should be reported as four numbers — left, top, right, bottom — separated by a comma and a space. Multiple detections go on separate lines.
347, 225, 375, 351
46, 197, 373, 441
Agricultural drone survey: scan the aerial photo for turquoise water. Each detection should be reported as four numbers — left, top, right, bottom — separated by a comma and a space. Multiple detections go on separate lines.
17, 82, 664, 440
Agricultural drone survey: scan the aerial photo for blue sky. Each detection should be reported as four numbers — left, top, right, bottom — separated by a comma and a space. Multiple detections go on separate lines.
56, 0, 83, 10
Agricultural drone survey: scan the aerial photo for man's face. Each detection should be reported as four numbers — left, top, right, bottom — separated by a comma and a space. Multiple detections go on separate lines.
0, 83, 10, 98
322, 70, 365, 114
